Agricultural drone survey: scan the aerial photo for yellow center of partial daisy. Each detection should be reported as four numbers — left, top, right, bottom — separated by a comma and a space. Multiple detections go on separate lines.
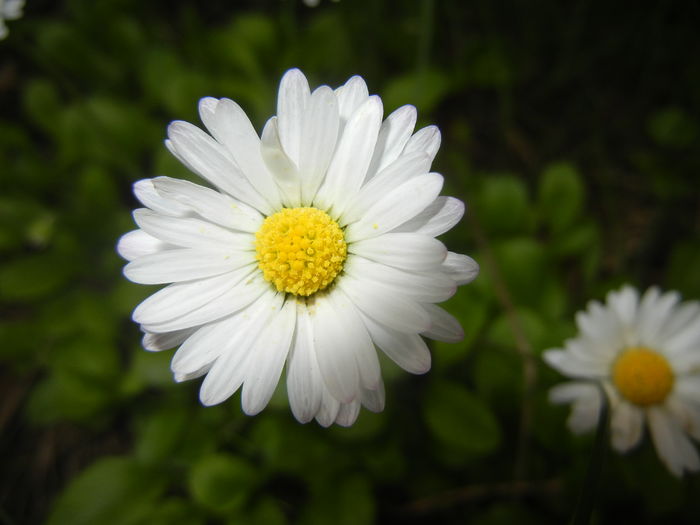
612, 347, 674, 406
255, 207, 347, 297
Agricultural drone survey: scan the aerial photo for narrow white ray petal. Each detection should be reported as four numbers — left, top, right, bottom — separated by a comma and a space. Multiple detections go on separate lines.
133, 209, 254, 250
360, 314, 431, 374
287, 303, 323, 423
171, 317, 241, 378
133, 269, 252, 325
314, 96, 383, 216
638, 289, 681, 347
200, 98, 284, 210
299, 86, 340, 205
335, 75, 369, 131
174, 363, 212, 383
360, 380, 386, 412
117, 230, 170, 261
344, 256, 456, 303
166, 121, 273, 214
675, 376, 700, 400
566, 385, 603, 434
667, 393, 700, 441
664, 312, 700, 358
142, 328, 196, 352
341, 152, 432, 225
345, 173, 444, 241
659, 301, 700, 347
392, 196, 465, 237
277, 68, 310, 166
152, 176, 263, 232
334, 400, 362, 427
198, 291, 283, 406
339, 275, 430, 334
141, 270, 267, 332
315, 387, 341, 427
133, 179, 190, 216
549, 381, 599, 404
260, 116, 301, 207
331, 288, 381, 390
242, 299, 296, 415
607, 285, 639, 327
421, 303, 464, 343
366, 104, 418, 180
403, 125, 441, 162
124, 249, 254, 285
648, 406, 700, 477
310, 293, 360, 403
542, 349, 609, 378
441, 252, 480, 285
610, 400, 644, 452
349, 233, 447, 272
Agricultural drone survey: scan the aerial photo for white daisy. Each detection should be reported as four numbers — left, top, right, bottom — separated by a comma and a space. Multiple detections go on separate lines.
544, 285, 700, 476
118, 68, 479, 427
0, 0, 24, 40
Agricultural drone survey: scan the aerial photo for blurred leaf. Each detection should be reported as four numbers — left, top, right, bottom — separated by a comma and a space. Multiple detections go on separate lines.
383, 69, 451, 115
135, 406, 188, 464
647, 107, 698, 148
476, 175, 533, 236
538, 162, 585, 235
492, 237, 548, 305
146, 499, 205, 525
0, 252, 73, 302
188, 453, 258, 514
422, 381, 501, 456
301, 474, 375, 525
46, 456, 165, 525
239, 498, 288, 525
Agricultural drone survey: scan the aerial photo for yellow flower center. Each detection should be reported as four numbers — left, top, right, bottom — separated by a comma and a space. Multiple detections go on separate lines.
612, 347, 674, 406
255, 207, 347, 297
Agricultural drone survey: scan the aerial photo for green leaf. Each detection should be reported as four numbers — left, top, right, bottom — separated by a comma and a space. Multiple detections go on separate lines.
188, 453, 258, 514
300, 474, 375, 525
422, 381, 501, 456
383, 69, 451, 115
492, 237, 548, 305
135, 406, 188, 464
0, 252, 73, 302
46, 456, 165, 525
538, 162, 585, 234
647, 107, 698, 148
477, 175, 533, 236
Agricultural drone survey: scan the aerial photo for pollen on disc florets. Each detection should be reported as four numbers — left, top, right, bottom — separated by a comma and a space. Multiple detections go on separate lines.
255, 207, 347, 297
612, 347, 675, 406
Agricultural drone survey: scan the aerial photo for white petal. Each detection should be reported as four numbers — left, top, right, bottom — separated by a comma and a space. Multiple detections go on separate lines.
331, 288, 381, 390
152, 176, 263, 232
341, 151, 432, 225
174, 363, 212, 383
607, 285, 639, 327
286, 303, 323, 423
542, 349, 609, 378
299, 86, 340, 205
421, 303, 464, 343
335, 75, 369, 131
392, 196, 465, 237
314, 96, 383, 216
637, 288, 681, 347
549, 381, 599, 404
675, 376, 700, 401
334, 400, 361, 427
441, 252, 479, 285
610, 399, 644, 452
199, 98, 284, 210
141, 271, 267, 332
198, 291, 283, 405
117, 230, 169, 261
242, 299, 296, 415
133, 179, 189, 216
260, 116, 301, 207
171, 318, 239, 378
361, 314, 431, 374
142, 328, 196, 352
366, 105, 418, 180
568, 385, 603, 434
133, 269, 252, 325
349, 233, 447, 272
315, 387, 341, 427
344, 256, 456, 303
403, 125, 441, 163
660, 300, 700, 347
276, 68, 310, 166
124, 249, 254, 285
667, 393, 700, 441
338, 275, 430, 334
166, 121, 272, 214
648, 406, 700, 477
361, 380, 386, 412
310, 293, 360, 403
345, 173, 444, 242
133, 209, 254, 250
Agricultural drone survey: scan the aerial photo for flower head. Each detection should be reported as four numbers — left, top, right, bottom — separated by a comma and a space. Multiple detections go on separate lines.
0, 0, 24, 40
544, 285, 700, 476
118, 68, 478, 426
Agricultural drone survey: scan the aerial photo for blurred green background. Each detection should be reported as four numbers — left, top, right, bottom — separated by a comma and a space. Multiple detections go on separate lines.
1, 0, 700, 523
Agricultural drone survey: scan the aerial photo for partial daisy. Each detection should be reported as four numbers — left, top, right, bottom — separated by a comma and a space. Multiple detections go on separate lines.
0, 0, 24, 40
544, 285, 700, 476
118, 68, 478, 427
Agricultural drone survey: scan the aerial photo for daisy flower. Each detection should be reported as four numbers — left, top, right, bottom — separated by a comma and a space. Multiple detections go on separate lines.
0, 0, 24, 40
544, 285, 700, 476
118, 68, 478, 427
